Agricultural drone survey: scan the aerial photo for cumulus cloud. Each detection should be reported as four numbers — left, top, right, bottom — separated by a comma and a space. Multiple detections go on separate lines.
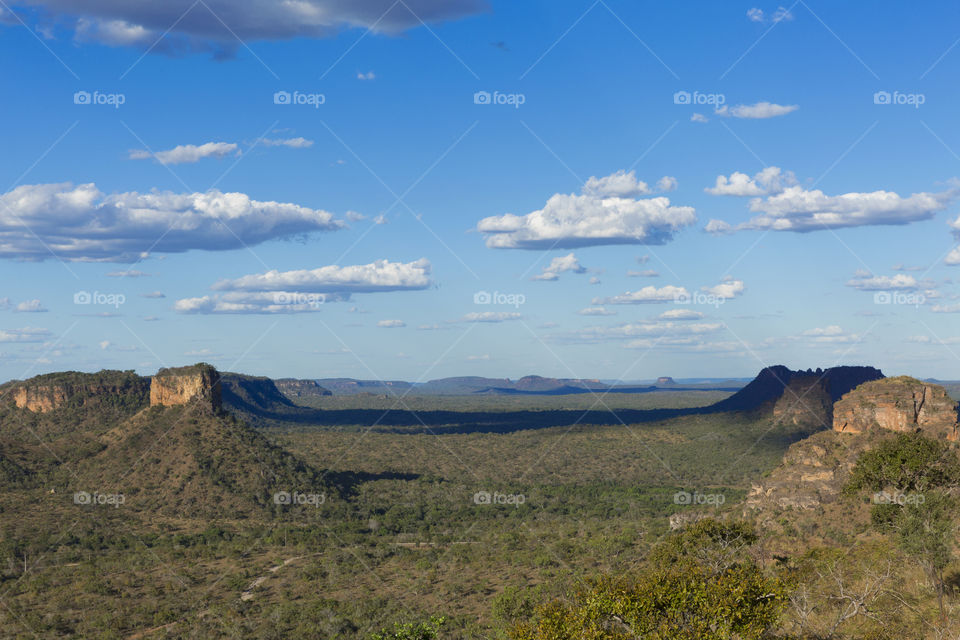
175, 259, 430, 314
946, 247, 960, 266
747, 7, 793, 23
478, 170, 696, 250
261, 137, 314, 148
846, 272, 925, 291
715, 102, 798, 119
0, 327, 51, 343
377, 319, 405, 328
705, 167, 797, 196
0, 182, 344, 262
566, 320, 723, 345
709, 181, 958, 234
19, 0, 488, 53
532, 253, 587, 281
691, 113, 709, 123
800, 326, 860, 344
593, 285, 688, 305
14, 299, 47, 313
658, 309, 704, 320
702, 278, 745, 299
357, 71, 376, 80
129, 142, 239, 164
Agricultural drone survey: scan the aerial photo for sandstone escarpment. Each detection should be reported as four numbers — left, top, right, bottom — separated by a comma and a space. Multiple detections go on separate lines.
150, 364, 222, 411
273, 378, 332, 399
833, 377, 958, 441
9, 371, 150, 413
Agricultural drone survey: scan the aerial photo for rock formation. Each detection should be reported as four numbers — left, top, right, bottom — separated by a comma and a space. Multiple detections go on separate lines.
273, 378, 332, 399
150, 363, 222, 411
833, 377, 959, 441
9, 371, 150, 413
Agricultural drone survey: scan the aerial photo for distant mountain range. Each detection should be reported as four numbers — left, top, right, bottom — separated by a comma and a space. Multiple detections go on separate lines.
305, 375, 748, 396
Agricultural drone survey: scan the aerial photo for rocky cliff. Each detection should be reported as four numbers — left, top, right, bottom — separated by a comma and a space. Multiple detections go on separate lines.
273, 378, 332, 399
748, 377, 959, 514
8, 371, 150, 413
150, 363, 222, 411
833, 376, 959, 441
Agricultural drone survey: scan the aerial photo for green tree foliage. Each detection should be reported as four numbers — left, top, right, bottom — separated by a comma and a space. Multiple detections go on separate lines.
845, 433, 960, 494
508, 520, 788, 640
368, 616, 445, 640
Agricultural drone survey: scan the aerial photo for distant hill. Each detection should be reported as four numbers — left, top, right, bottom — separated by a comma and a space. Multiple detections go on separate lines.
307, 374, 745, 396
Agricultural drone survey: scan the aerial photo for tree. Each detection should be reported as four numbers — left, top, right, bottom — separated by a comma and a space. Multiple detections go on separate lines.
508, 520, 788, 640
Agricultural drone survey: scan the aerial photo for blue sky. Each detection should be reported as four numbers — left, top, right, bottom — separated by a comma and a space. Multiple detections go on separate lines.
2, 0, 960, 382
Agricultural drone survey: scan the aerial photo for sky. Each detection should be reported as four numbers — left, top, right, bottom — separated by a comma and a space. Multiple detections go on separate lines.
1, 0, 960, 382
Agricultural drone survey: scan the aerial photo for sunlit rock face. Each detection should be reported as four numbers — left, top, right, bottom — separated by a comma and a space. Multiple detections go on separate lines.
150, 364, 222, 411
833, 377, 958, 441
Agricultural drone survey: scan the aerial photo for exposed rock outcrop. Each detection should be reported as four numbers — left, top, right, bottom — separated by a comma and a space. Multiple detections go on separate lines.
9, 371, 150, 413
710, 365, 884, 427
273, 378, 332, 399
150, 364, 221, 411
833, 377, 959, 441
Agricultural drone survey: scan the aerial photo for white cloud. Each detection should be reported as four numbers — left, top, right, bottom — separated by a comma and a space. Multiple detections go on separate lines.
772, 6, 794, 22
656, 176, 678, 192
589, 277, 601, 285
357, 71, 376, 80
713, 183, 958, 233
846, 272, 923, 291
478, 170, 696, 250
569, 320, 724, 345
141, 291, 166, 299
691, 113, 709, 123
715, 102, 798, 119
14, 299, 47, 313
747, 6, 793, 23
704, 219, 733, 235
456, 312, 522, 323
212, 258, 431, 294
578, 306, 616, 316
0, 327, 51, 343
0, 182, 344, 262
30, 0, 487, 52
262, 137, 314, 148
532, 252, 587, 281
705, 167, 797, 196
176, 259, 431, 314
627, 269, 659, 277
377, 319, 405, 328
129, 142, 239, 165
747, 8, 764, 22
593, 285, 688, 305
800, 326, 859, 344
702, 278, 745, 299
946, 247, 960, 266
932, 304, 960, 314
658, 309, 704, 320
106, 270, 149, 277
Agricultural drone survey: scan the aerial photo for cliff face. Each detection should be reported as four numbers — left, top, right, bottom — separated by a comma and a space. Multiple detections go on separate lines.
9, 371, 150, 413
273, 378, 332, 399
771, 375, 834, 428
833, 377, 958, 441
150, 364, 222, 411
